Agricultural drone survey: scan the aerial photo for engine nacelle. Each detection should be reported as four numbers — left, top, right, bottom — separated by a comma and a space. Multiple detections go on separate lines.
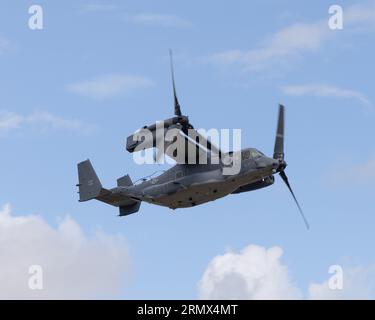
232, 176, 274, 194
126, 116, 189, 153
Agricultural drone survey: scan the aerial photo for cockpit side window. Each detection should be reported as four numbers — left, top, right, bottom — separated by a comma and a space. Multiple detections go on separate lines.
241, 149, 264, 160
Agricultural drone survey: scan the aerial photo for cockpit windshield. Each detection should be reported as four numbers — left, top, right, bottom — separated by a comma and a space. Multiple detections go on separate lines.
250, 149, 264, 158
241, 149, 264, 160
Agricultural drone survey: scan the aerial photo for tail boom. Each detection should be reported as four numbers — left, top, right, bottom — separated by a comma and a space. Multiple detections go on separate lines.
77, 159, 141, 216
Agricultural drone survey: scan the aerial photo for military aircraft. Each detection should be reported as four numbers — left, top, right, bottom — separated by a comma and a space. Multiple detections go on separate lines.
77, 52, 309, 229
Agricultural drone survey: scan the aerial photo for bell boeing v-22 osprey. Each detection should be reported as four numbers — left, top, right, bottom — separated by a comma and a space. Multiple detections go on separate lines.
77, 52, 309, 229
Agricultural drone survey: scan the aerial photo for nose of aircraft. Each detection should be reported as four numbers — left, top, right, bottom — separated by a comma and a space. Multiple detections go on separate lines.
268, 157, 286, 173
256, 156, 280, 170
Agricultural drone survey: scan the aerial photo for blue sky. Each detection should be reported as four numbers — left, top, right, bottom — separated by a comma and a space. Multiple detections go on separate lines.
0, 0, 375, 299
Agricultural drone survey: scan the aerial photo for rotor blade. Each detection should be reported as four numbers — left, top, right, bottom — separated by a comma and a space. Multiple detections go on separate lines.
169, 49, 182, 117
194, 130, 221, 156
273, 104, 285, 160
279, 170, 310, 230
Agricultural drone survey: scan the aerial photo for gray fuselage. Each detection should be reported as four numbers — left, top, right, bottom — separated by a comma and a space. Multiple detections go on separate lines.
111, 148, 279, 209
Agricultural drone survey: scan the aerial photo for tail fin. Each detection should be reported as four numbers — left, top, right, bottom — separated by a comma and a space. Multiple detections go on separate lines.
77, 159, 142, 216
117, 174, 133, 187
77, 160, 105, 201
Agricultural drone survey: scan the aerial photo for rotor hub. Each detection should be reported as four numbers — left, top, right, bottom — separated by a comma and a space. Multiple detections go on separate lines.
277, 159, 287, 172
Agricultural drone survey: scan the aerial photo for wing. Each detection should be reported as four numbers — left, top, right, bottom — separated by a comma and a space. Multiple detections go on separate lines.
160, 126, 222, 164
126, 120, 222, 164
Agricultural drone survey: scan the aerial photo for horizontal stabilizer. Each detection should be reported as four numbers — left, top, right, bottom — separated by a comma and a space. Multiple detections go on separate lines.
77, 159, 142, 216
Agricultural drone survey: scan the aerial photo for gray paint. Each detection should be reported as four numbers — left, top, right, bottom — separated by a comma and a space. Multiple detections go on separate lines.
77, 55, 308, 228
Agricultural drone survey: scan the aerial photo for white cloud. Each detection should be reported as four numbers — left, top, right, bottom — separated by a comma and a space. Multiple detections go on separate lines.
209, 1, 375, 71
199, 244, 375, 300
67, 74, 154, 99
0, 110, 92, 135
128, 13, 192, 28
281, 84, 373, 110
0, 112, 22, 132
198, 245, 301, 299
345, 1, 375, 25
81, 6, 192, 28
0, 203, 130, 299
309, 266, 375, 299
211, 21, 328, 71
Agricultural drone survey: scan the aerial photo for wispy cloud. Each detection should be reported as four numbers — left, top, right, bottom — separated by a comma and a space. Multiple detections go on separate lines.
128, 13, 192, 28
328, 155, 375, 186
345, 1, 375, 25
208, 1, 375, 71
67, 74, 154, 99
0, 111, 93, 135
281, 84, 373, 110
210, 21, 328, 71
0, 112, 21, 132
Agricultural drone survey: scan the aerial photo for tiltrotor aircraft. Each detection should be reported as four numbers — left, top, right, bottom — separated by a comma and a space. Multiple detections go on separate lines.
77, 53, 309, 229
